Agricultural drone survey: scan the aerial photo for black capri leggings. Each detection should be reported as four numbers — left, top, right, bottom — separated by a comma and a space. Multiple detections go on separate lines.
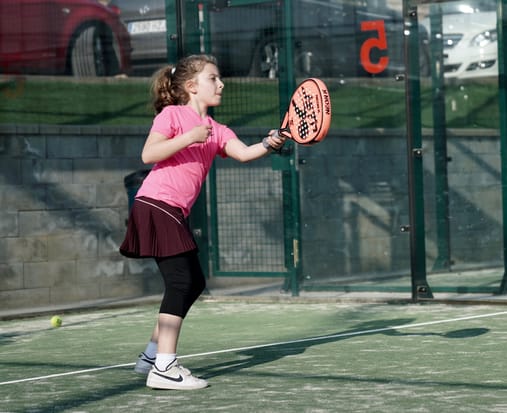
155, 250, 206, 318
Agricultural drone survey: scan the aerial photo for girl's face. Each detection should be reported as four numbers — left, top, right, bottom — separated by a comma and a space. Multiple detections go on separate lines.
191, 63, 224, 107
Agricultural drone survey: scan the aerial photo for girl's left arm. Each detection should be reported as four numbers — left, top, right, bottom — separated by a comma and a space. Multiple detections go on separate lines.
225, 131, 286, 163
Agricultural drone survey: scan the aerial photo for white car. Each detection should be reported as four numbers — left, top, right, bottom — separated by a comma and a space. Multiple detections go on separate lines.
422, 1, 497, 79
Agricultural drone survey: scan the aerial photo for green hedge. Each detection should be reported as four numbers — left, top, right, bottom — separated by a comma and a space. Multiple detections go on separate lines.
0, 76, 500, 129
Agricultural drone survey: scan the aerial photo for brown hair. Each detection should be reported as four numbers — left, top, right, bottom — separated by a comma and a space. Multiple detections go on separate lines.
150, 54, 218, 114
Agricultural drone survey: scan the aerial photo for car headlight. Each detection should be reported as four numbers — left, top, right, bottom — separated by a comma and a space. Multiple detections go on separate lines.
471, 29, 497, 48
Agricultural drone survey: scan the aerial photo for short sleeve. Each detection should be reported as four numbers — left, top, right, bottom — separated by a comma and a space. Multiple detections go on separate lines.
213, 122, 237, 157
150, 107, 177, 138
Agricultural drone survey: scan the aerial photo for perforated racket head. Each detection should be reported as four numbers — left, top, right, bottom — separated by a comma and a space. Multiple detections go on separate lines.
279, 78, 331, 145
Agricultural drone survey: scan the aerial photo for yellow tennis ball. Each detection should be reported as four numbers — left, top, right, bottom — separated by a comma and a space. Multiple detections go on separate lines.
50, 315, 62, 328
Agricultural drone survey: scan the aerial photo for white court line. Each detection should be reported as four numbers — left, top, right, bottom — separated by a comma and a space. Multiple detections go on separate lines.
1, 309, 506, 386
0, 363, 135, 386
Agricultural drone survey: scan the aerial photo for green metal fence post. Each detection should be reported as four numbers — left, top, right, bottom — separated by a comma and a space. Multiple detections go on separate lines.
403, 0, 433, 300
429, 4, 451, 272
164, 0, 179, 62
278, 0, 300, 296
497, 0, 507, 294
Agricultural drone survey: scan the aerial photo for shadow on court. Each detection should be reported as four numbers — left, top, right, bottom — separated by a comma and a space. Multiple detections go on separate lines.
2, 376, 147, 413
195, 318, 490, 380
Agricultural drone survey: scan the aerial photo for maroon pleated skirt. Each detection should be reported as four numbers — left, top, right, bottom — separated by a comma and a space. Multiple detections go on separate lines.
119, 196, 197, 258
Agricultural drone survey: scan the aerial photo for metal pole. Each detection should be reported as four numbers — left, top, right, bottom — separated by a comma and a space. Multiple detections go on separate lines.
164, 0, 179, 63
174, 0, 186, 58
496, 0, 507, 294
279, 0, 300, 296
429, 4, 451, 271
402, 0, 433, 300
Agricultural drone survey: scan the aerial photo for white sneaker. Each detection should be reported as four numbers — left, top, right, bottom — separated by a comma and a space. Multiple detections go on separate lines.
134, 352, 155, 374
146, 360, 208, 390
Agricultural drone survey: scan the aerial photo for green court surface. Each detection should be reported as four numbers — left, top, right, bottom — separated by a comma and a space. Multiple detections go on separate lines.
1, 300, 506, 412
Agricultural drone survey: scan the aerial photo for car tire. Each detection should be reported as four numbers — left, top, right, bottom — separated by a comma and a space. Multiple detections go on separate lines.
294, 50, 325, 78
249, 36, 324, 78
249, 36, 279, 78
70, 24, 121, 77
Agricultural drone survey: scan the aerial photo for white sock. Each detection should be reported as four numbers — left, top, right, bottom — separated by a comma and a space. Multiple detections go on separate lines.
142, 341, 157, 359
155, 353, 177, 371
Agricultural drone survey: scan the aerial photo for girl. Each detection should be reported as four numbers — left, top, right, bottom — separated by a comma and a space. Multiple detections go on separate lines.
119, 54, 286, 390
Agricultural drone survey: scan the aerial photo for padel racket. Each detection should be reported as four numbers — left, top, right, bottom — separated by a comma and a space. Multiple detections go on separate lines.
277, 78, 331, 145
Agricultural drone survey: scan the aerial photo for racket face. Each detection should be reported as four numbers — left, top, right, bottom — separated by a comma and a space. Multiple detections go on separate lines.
285, 78, 331, 145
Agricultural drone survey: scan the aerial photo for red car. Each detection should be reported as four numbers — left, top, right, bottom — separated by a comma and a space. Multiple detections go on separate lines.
0, 0, 131, 77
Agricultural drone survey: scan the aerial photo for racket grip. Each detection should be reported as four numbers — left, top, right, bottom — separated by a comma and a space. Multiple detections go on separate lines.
276, 130, 292, 140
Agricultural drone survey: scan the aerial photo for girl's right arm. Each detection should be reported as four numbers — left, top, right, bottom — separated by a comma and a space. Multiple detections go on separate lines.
141, 124, 212, 164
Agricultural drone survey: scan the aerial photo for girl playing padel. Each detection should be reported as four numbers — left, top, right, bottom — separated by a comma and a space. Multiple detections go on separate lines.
120, 54, 286, 390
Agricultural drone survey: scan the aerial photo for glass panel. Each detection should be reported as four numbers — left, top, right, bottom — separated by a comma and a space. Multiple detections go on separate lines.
5, 0, 503, 295
207, 0, 415, 290
419, 0, 504, 293
292, 0, 413, 293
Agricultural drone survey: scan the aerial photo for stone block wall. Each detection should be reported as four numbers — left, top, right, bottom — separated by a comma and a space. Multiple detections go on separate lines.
0, 124, 161, 311
0, 124, 503, 311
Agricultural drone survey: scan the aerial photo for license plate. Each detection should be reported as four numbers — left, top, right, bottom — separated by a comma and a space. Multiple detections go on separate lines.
128, 19, 166, 34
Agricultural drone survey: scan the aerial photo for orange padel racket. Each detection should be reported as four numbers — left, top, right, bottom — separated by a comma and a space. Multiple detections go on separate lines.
277, 78, 331, 145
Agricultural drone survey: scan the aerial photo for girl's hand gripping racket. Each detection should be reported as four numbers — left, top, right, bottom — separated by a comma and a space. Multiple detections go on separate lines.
277, 78, 331, 145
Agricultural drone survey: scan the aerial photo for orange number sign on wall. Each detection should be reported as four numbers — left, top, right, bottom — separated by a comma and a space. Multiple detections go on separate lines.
360, 20, 389, 74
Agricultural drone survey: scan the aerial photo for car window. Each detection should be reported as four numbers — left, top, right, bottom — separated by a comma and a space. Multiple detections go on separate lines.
440, 0, 496, 15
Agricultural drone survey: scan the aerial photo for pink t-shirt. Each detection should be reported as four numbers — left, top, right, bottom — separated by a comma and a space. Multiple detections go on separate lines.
136, 105, 237, 216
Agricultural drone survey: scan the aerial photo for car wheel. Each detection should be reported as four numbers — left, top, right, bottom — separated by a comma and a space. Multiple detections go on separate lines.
249, 36, 325, 78
294, 50, 325, 78
249, 37, 279, 78
70, 24, 121, 77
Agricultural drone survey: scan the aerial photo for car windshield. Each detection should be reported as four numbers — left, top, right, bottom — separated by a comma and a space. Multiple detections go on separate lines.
440, 0, 496, 14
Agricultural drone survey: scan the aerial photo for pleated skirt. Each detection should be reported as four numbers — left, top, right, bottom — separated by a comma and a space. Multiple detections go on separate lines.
119, 196, 196, 258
